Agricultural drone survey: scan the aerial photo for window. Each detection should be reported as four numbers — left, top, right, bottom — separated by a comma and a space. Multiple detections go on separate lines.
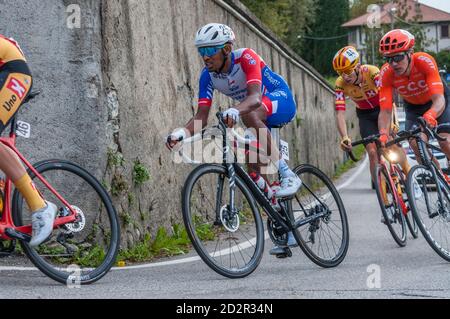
442, 24, 449, 39
349, 29, 357, 44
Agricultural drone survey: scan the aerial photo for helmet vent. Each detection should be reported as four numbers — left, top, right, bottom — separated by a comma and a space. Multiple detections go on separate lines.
211, 31, 219, 40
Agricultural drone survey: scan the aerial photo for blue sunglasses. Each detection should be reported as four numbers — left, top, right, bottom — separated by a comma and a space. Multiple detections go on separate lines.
198, 45, 225, 57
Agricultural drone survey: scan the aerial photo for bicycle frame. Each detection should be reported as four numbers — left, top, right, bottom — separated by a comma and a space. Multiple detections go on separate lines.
352, 134, 409, 216
211, 113, 329, 236
0, 117, 77, 241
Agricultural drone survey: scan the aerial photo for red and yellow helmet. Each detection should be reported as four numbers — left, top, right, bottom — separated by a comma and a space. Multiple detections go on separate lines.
332, 46, 360, 75
379, 29, 415, 56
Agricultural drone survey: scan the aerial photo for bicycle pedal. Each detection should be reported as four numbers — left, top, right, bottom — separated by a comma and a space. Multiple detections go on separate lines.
276, 247, 293, 259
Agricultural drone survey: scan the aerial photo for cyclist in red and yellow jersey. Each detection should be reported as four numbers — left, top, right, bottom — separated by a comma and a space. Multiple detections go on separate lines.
378, 29, 450, 174
0, 34, 57, 246
333, 46, 410, 185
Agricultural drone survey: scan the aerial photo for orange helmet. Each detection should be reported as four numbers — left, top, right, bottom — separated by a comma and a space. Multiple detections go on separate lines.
332, 46, 360, 74
379, 29, 415, 55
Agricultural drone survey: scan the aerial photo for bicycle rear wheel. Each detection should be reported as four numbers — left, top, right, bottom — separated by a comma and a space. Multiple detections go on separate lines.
406, 165, 450, 261
12, 160, 120, 285
182, 164, 264, 279
290, 164, 349, 268
374, 164, 407, 247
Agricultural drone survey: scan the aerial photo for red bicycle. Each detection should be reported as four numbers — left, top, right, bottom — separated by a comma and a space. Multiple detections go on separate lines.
350, 134, 419, 247
0, 91, 120, 284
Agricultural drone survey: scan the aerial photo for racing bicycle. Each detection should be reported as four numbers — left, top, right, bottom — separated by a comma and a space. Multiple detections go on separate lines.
176, 112, 349, 278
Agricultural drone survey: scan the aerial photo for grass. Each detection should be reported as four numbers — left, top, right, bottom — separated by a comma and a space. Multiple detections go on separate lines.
117, 225, 193, 264
133, 160, 151, 187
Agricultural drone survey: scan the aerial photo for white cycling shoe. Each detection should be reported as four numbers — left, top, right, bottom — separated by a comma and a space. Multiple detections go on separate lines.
275, 175, 302, 198
29, 201, 57, 247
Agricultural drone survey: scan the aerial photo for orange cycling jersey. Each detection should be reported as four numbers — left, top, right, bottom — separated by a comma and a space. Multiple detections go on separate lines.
0, 35, 26, 68
380, 52, 444, 110
335, 65, 381, 111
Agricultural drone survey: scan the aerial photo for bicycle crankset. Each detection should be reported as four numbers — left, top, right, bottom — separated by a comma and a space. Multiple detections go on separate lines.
267, 219, 288, 246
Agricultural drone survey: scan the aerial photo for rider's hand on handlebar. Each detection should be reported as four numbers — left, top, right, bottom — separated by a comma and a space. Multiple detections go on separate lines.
340, 136, 352, 152
379, 130, 389, 148
165, 129, 187, 151
423, 110, 438, 128
222, 108, 240, 128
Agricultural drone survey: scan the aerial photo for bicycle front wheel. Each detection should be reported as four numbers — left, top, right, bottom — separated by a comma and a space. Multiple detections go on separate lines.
290, 164, 349, 268
374, 164, 407, 247
406, 165, 450, 261
182, 164, 264, 279
12, 160, 120, 285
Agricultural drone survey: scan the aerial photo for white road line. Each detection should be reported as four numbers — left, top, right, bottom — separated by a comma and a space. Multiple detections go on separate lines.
0, 156, 368, 272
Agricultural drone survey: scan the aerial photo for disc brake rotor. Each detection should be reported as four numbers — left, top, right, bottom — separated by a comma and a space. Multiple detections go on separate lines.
60, 206, 86, 234
219, 205, 239, 232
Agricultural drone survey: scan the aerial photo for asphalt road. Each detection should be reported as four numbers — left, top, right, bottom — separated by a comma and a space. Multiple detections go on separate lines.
1, 158, 450, 299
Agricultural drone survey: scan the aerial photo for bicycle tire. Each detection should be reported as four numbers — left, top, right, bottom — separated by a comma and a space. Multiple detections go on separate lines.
12, 160, 120, 285
374, 164, 407, 247
291, 164, 349, 268
406, 165, 450, 262
182, 164, 264, 279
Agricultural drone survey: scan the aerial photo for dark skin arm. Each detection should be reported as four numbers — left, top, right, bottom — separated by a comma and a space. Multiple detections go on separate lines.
225, 83, 262, 127
165, 105, 211, 150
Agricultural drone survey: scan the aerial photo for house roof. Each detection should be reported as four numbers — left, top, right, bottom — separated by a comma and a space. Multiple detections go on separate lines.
342, 0, 450, 27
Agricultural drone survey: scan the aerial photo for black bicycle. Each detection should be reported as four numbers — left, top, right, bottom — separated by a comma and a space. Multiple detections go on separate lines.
389, 118, 450, 262
177, 112, 349, 278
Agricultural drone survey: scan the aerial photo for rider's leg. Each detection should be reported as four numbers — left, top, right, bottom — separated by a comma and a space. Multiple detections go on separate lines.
0, 145, 45, 211
263, 93, 300, 197
365, 142, 378, 183
391, 144, 411, 175
241, 103, 300, 197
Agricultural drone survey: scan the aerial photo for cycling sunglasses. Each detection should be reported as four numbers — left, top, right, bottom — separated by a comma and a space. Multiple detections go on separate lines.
337, 68, 355, 76
198, 45, 225, 58
384, 53, 407, 64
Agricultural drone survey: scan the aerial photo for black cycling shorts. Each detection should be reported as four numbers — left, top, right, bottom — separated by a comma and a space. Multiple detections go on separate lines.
356, 107, 380, 144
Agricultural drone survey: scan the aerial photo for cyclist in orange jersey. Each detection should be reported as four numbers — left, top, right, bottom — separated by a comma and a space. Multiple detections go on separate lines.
333, 46, 410, 187
378, 29, 450, 177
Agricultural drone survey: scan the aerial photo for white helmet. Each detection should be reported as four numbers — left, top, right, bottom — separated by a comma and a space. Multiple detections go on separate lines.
195, 23, 236, 48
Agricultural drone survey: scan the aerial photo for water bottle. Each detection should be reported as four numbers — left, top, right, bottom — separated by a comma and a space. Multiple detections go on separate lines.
249, 172, 273, 200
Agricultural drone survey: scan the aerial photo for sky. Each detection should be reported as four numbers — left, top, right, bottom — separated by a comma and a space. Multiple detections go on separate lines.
419, 0, 450, 13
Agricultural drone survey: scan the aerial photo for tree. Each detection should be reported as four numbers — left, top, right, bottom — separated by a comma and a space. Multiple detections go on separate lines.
240, 0, 292, 37
302, 0, 350, 75
350, 0, 388, 19
427, 50, 450, 70
240, 0, 317, 52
